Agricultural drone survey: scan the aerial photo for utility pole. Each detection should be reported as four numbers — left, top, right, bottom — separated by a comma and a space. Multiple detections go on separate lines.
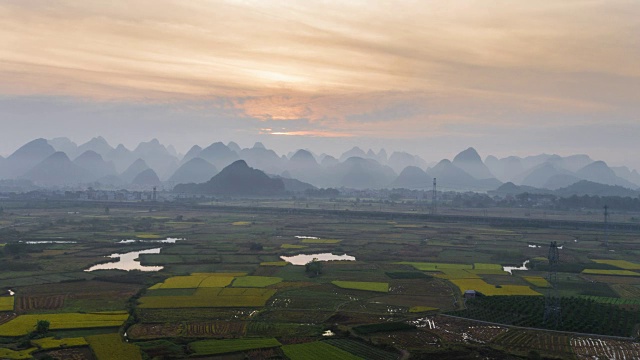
431, 178, 437, 215
604, 205, 609, 247
543, 241, 561, 328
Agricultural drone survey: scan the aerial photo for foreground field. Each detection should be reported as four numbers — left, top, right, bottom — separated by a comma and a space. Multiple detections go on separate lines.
1, 201, 640, 358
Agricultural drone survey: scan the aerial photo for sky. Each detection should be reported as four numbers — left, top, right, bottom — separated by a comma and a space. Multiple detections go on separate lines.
1, 0, 639, 169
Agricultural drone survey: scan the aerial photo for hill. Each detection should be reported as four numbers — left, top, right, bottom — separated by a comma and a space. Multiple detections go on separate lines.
174, 160, 285, 196
21, 152, 92, 186
168, 158, 218, 184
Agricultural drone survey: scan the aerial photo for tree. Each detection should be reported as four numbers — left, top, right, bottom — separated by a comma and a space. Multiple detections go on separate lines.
35, 320, 50, 334
305, 258, 323, 277
104, 206, 110, 215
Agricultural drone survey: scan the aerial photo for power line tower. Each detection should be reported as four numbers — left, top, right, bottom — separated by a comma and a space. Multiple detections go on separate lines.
431, 178, 437, 215
543, 241, 561, 328
604, 205, 609, 247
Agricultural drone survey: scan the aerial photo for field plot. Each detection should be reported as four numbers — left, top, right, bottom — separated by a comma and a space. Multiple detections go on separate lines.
332, 281, 388, 293
0, 347, 36, 359
396, 262, 473, 271
31, 336, 88, 350
324, 339, 399, 360
494, 330, 572, 358
282, 341, 363, 360
232, 276, 283, 287
582, 269, 640, 276
592, 259, 640, 270
572, 336, 640, 360
0, 312, 129, 336
0, 296, 13, 311
151, 273, 241, 289
453, 296, 640, 336
189, 338, 281, 356
138, 287, 276, 308
87, 333, 142, 360
522, 276, 551, 288
449, 279, 541, 296
15, 295, 65, 312
300, 239, 341, 244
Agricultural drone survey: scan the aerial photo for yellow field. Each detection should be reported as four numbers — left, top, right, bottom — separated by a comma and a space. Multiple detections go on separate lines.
0, 312, 129, 336
32, 337, 88, 350
473, 263, 503, 270
154, 273, 241, 289
450, 279, 542, 296
592, 259, 640, 270
522, 276, 551, 288
582, 269, 640, 276
138, 287, 276, 308
232, 221, 251, 226
87, 333, 142, 360
332, 281, 389, 293
0, 296, 14, 311
281, 244, 307, 249
135, 233, 162, 239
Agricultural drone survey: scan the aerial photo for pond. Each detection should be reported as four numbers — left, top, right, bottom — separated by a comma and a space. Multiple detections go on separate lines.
280, 253, 356, 265
503, 260, 530, 275
85, 248, 163, 272
117, 237, 184, 244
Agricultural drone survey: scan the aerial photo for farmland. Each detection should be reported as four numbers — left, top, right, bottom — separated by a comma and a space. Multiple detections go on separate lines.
0, 199, 640, 358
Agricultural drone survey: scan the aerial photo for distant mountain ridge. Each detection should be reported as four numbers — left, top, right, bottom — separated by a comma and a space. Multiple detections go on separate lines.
0, 137, 638, 195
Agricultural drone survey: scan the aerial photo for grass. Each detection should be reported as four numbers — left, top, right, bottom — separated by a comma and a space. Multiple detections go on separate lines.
0, 296, 14, 311
137, 287, 276, 308
232, 221, 252, 226
232, 276, 283, 288
31, 336, 88, 350
301, 239, 341, 244
189, 338, 281, 355
582, 269, 640, 276
0, 348, 37, 359
592, 259, 640, 270
522, 276, 551, 288
332, 281, 389, 293
449, 279, 542, 296
87, 333, 142, 360
0, 312, 129, 336
282, 341, 363, 360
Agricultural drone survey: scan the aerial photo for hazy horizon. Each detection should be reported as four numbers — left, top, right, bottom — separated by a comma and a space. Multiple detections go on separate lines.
1, 1, 638, 169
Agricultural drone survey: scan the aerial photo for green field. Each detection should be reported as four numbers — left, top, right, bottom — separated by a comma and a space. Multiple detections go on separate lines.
332, 281, 389, 293
0, 296, 14, 311
282, 341, 363, 360
396, 262, 473, 271
189, 338, 281, 355
87, 333, 142, 360
301, 239, 342, 244
0, 312, 129, 336
232, 276, 283, 287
